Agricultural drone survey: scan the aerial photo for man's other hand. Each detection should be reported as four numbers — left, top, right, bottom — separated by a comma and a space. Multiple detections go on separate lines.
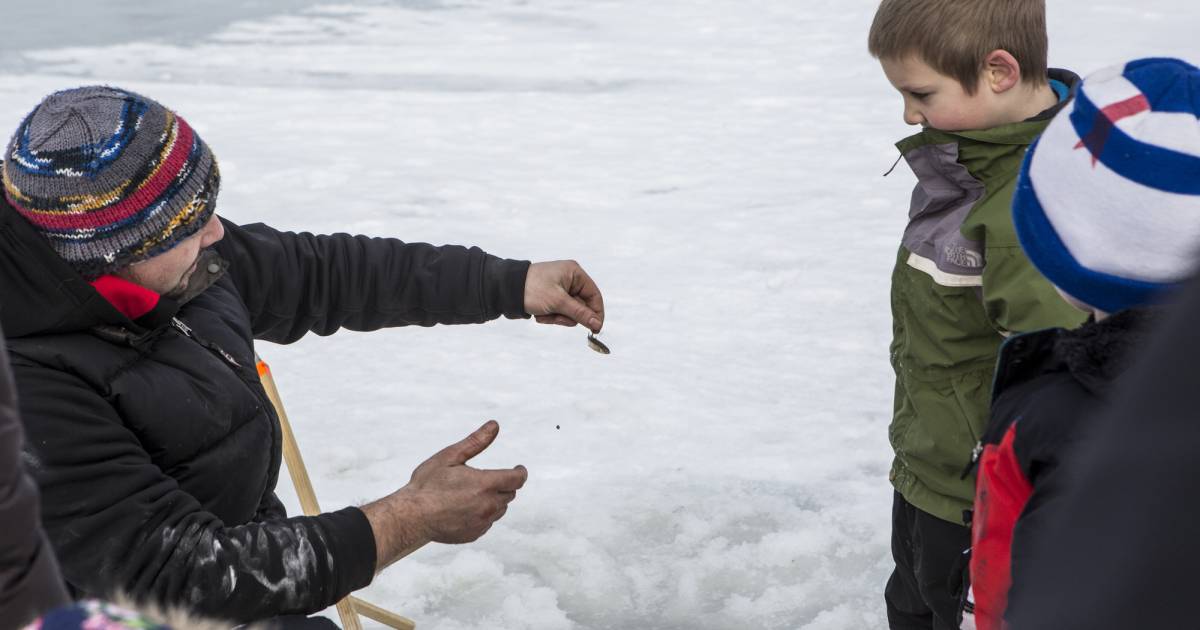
362, 421, 527, 571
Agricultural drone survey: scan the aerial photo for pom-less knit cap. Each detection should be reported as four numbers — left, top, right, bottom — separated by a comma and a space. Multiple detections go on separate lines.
1, 86, 219, 279
1013, 57, 1200, 314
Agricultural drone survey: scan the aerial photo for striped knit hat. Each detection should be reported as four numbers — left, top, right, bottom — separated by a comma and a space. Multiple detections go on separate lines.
1013, 57, 1200, 313
2, 86, 219, 279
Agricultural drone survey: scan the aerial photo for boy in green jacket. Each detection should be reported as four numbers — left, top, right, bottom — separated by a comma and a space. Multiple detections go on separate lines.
867, 1, 1086, 628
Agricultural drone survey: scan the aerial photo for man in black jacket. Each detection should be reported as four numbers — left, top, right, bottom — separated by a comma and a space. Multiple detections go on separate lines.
0, 86, 605, 623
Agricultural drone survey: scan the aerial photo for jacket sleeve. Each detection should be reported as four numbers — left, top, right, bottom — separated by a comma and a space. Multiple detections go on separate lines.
981, 245, 1088, 335
0, 340, 68, 626
213, 219, 531, 344
14, 363, 377, 623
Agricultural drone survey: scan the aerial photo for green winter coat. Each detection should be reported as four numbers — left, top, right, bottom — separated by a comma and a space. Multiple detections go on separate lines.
888, 84, 1087, 525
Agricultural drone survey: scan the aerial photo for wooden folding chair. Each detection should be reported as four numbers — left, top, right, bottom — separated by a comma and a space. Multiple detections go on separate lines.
257, 355, 417, 630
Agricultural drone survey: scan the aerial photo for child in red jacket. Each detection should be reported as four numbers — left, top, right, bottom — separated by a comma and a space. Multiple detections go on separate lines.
968, 57, 1200, 630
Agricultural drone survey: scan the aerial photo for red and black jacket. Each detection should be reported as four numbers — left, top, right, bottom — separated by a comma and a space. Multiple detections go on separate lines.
969, 309, 1151, 630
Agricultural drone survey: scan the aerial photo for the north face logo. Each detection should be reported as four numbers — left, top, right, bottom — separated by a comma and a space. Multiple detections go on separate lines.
944, 244, 983, 269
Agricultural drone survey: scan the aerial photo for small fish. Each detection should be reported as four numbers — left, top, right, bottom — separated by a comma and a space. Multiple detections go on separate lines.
587, 333, 611, 355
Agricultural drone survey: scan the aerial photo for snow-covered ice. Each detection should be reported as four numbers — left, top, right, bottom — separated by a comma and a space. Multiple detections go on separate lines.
1, 1, 1197, 628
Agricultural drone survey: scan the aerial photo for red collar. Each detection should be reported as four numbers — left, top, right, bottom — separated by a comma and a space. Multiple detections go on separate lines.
90, 275, 161, 320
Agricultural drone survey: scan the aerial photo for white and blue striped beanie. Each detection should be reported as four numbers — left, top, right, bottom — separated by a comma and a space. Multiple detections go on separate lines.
1013, 57, 1200, 313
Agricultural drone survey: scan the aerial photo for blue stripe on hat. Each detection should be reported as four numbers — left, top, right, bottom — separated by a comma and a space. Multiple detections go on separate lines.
1012, 142, 1172, 314
11, 98, 148, 178
1124, 57, 1200, 116
1069, 84, 1200, 196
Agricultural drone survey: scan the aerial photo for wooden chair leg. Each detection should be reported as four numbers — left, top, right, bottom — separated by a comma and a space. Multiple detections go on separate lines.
258, 356, 416, 630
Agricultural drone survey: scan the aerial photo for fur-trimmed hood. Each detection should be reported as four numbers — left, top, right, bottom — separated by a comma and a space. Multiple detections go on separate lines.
1054, 308, 1156, 396
991, 307, 1156, 403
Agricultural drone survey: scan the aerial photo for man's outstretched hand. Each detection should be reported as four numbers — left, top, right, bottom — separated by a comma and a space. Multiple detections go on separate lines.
524, 260, 605, 334
361, 421, 527, 571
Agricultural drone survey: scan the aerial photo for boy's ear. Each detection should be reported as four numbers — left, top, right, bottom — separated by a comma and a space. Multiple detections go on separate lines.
983, 49, 1022, 94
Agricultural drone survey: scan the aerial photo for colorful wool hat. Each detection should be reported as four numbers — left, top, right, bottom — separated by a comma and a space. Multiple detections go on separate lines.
2, 86, 219, 279
1012, 57, 1200, 314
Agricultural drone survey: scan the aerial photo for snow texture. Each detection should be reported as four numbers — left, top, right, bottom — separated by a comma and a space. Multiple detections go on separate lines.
0, 1, 1197, 628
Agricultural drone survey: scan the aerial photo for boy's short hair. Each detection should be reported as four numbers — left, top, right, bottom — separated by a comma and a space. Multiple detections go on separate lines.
868, 0, 1048, 94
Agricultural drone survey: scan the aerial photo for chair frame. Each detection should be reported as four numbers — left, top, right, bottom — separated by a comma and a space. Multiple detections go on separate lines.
258, 356, 418, 630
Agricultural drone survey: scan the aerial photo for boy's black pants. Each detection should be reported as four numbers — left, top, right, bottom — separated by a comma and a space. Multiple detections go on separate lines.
885, 491, 971, 630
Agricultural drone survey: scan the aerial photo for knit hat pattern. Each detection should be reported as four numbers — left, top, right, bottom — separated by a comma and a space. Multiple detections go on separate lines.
2, 86, 219, 279
1012, 57, 1200, 313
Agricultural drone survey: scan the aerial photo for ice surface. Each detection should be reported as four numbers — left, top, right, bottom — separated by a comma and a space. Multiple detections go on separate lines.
1, 1, 1196, 627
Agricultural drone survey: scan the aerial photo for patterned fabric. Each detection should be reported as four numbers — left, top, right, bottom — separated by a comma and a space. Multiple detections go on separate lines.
1013, 57, 1200, 313
2, 86, 219, 279
21, 600, 171, 630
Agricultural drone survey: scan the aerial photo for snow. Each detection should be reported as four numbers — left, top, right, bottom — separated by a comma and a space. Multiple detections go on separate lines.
1, 1, 1197, 628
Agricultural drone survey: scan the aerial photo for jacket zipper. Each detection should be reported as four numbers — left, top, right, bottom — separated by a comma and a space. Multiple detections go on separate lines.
171, 316, 280, 509
960, 441, 984, 480
171, 317, 242, 368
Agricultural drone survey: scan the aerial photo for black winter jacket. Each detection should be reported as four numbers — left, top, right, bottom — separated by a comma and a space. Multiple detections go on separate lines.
988, 308, 1152, 486
1006, 276, 1200, 629
972, 309, 1151, 626
0, 195, 530, 623
0, 318, 69, 629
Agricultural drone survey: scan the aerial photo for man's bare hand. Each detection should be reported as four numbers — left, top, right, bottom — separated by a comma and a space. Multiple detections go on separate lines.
404, 420, 527, 544
361, 421, 527, 571
524, 260, 605, 333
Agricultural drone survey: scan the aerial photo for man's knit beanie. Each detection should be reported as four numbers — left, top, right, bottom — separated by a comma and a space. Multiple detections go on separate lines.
1, 86, 220, 279
1013, 57, 1200, 313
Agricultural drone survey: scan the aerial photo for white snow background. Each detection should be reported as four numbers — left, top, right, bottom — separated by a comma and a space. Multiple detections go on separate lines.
1, 1, 1197, 628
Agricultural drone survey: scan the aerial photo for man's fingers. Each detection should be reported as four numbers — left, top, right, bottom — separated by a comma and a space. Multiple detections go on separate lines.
564, 266, 604, 332
438, 420, 499, 465
513, 464, 527, 486
535, 314, 577, 327
480, 464, 528, 491
569, 267, 605, 329
557, 295, 602, 334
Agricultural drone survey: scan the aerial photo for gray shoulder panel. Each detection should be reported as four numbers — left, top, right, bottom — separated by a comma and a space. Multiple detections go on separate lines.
901, 142, 986, 285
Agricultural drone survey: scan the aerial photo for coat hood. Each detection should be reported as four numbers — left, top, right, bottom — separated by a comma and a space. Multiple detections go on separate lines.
993, 307, 1155, 403
0, 193, 133, 338
1054, 308, 1155, 396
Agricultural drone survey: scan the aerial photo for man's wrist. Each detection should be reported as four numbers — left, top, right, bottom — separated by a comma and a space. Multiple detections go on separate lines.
361, 489, 432, 572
